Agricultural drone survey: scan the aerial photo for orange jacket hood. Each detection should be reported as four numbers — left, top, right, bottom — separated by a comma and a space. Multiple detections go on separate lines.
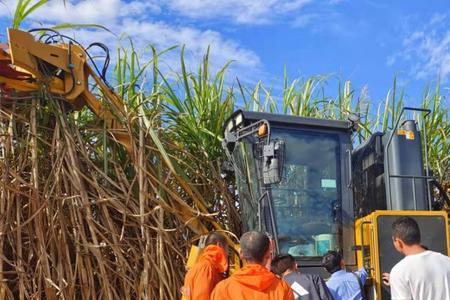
231, 264, 278, 291
198, 245, 228, 273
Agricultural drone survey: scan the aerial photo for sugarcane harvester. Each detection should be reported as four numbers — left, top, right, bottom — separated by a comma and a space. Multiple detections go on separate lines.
2, 27, 449, 300
222, 109, 450, 300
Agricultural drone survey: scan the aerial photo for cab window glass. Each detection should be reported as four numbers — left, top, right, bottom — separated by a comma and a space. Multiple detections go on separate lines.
271, 128, 342, 257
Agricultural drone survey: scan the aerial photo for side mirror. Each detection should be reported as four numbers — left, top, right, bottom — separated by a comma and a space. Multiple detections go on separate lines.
348, 112, 360, 132
262, 140, 284, 185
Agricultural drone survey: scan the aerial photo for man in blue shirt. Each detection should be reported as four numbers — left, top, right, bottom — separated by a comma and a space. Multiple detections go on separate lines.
321, 251, 367, 300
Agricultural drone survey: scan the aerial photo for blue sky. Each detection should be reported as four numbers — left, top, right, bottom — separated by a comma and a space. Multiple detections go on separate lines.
1, 0, 450, 106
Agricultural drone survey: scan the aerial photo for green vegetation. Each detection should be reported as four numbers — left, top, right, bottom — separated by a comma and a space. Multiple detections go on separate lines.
11, 0, 49, 29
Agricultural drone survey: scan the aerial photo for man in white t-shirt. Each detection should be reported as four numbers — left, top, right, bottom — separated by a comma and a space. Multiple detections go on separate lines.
386, 216, 450, 300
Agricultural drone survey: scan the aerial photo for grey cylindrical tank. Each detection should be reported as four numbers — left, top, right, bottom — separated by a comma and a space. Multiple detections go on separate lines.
384, 120, 427, 210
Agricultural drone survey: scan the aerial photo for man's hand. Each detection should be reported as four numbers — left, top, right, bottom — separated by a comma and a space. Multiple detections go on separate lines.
382, 273, 390, 286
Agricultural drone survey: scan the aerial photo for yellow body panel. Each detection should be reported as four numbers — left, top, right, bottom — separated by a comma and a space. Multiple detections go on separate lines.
186, 245, 200, 270
355, 210, 450, 299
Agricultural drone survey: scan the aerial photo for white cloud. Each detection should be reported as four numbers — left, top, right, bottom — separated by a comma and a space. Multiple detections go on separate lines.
0, 0, 315, 26
119, 19, 260, 72
386, 55, 396, 67
0, 0, 262, 81
0, 0, 16, 18
159, 0, 313, 25
391, 14, 450, 81
291, 13, 318, 28
290, 9, 352, 38
25, 0, 161, 24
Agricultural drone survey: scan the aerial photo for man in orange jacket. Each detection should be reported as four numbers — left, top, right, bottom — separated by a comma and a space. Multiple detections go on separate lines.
181, 232, 229, 300
211, 231, 294, 300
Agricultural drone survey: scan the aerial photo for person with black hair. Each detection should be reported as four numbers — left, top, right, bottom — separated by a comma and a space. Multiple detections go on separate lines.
386, 216, 450, 300
181, 232, 229, 300
321, 250, 367, 300
271, 254, 332, 300
211, 231, 294, 300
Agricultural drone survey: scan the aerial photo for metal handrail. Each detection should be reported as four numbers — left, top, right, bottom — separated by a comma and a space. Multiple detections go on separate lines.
360, 221, 372, 271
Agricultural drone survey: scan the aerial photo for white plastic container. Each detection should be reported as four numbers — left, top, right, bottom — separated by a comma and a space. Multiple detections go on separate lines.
313, 234, 337, 256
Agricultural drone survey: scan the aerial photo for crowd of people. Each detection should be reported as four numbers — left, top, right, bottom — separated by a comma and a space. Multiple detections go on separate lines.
181, 216, 450, 300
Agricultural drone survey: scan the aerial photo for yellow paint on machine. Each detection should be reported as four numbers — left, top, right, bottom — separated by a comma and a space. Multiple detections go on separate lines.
355, 210, 450, 299
397, 129, 415, 140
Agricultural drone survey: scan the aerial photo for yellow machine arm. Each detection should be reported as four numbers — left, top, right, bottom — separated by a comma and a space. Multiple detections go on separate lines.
1, 28, 132, 152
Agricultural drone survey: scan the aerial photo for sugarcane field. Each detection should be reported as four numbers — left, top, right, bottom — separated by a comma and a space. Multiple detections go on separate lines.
0, 1, 449, 300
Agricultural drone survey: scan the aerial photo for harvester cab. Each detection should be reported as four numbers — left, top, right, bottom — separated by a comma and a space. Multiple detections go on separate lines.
222, 108, 450, 300
223, 110, 356, 273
